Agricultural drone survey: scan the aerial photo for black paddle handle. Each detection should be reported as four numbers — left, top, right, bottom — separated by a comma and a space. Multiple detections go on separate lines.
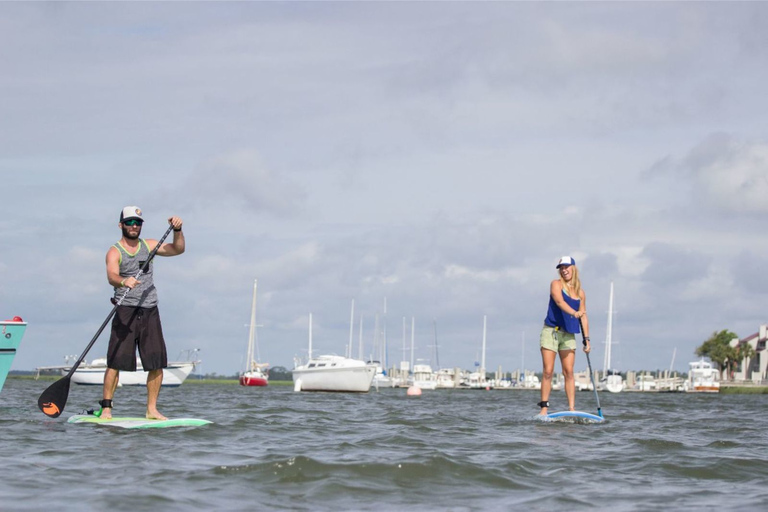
63, 224, 175, 378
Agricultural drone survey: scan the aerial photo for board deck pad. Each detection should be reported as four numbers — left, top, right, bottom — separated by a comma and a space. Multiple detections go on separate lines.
538, 411, 605, 424
67, 414, 212, 429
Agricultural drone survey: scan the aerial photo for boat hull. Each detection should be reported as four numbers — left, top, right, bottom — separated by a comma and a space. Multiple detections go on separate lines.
688, 386, 720, 393
239, 373, 268, 387
66, 362, 196, 387
605, 374, 624, 393
1, 321, 27, 393
293, 361, 375, 392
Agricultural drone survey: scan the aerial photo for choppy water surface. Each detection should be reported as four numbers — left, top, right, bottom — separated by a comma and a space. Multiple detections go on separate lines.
2, 379, 767, 510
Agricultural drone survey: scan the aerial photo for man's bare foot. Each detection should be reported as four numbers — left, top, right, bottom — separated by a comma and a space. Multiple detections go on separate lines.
100, 408, 113, 420
146, 410, 167, 421
538, 408, 549, 416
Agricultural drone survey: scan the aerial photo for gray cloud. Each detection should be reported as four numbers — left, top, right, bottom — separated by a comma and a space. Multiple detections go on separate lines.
4, 2, 768, 376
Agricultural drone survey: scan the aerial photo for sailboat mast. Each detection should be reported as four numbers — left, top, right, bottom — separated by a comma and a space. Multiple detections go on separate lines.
481, 315, 487, 378
358, 315, 364, 360
348, 299, 355, 359
402, 316, 407, 367
373, 313, 380, 362
603, 281, 614, 375
669, 347, 677, 373
433, 319, 440, 370
410, 317, 415, 370
382, 297, 387, 370
308, 313, 313, 360
245, 279, 258, 372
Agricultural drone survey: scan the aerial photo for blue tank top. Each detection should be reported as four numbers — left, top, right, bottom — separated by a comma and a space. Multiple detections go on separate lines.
544, 289, 581, 334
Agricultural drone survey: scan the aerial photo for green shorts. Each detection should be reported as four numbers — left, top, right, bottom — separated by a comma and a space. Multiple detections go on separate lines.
540, 325, 577, 352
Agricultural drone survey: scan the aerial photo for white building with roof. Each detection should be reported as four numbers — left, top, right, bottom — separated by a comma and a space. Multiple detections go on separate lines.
730, 325, 768, 383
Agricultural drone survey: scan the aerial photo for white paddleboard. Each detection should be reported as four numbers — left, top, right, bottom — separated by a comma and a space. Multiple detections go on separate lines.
67, 414, 212, 429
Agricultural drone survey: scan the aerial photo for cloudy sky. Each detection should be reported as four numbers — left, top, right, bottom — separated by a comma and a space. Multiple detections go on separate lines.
3, 2, 768, 377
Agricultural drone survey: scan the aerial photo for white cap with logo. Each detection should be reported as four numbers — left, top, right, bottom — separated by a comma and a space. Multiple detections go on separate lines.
556, 256, 575, 268
120, 206, 144, 222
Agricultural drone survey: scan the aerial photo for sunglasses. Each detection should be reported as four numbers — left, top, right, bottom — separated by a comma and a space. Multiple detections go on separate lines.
124, 219, 143, 226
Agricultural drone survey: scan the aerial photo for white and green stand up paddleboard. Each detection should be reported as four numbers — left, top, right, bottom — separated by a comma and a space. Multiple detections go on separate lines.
68, 414, 212, 429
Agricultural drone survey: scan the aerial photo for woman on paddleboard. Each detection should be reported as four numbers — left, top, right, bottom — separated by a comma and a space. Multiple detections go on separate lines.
538, 256, 590, 416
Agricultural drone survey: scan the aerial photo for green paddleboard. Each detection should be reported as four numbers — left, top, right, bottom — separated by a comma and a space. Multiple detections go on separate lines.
67, 414, 212, 429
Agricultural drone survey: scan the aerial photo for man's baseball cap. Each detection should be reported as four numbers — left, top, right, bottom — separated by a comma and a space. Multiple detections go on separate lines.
556, 256, 575, 268
120, 206, 144, 222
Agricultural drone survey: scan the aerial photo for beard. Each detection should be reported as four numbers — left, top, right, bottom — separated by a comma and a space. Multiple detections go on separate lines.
122, 227, 141, 240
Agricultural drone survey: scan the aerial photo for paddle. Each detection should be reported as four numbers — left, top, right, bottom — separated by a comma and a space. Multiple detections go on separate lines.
38, 224, 175, 418
579, 317, 603, 418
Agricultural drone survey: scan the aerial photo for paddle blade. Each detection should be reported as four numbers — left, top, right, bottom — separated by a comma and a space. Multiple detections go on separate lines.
38, 377, 71, 418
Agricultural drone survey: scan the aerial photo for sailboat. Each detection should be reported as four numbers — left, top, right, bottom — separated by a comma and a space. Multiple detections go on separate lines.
463, 315, 490, 389
601, 281, 624, 393
239, 279, 269, 387
292, 303, 376, 392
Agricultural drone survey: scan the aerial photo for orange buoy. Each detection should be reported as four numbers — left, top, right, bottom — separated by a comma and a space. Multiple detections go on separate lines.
406, 386, 422, 396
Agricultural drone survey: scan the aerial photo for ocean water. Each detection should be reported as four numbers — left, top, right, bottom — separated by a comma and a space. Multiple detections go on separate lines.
1, 379, 767, 511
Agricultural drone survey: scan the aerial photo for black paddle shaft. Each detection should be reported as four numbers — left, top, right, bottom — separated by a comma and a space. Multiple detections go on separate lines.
38, 225, 175, 418
579, 317, 603, 418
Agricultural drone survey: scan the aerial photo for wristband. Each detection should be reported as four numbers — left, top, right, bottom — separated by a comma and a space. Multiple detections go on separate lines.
173, 227, 182, 232
584, 337, 590, 341
120, 279, 126, 287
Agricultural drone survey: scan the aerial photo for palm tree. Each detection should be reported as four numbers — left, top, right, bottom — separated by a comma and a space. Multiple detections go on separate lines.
735, 342, 757, 379
696, 330, 739, 380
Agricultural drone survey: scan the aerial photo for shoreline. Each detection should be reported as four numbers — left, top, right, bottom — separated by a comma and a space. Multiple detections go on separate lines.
10, 375, 768, 394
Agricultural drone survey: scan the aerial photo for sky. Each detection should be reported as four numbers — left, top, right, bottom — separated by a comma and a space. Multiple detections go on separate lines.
2, 2, 768, 377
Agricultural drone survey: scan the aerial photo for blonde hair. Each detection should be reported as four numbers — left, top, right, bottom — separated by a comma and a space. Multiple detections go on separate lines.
559, 265, 582, 299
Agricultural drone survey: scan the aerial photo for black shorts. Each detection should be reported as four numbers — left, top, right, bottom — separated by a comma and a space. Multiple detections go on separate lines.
107, 306, 168, 371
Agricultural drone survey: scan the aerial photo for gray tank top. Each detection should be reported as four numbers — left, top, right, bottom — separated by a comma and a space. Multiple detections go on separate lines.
113, 239, 158, 308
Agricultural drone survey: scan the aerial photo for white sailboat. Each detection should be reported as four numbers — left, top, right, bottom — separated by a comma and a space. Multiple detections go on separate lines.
292, 306, 376, 393
601, 281, 624, 393
239, 279, 269, 387
370, 299, 399, 388
463, 315, 490, 389
405, 317, 437, 389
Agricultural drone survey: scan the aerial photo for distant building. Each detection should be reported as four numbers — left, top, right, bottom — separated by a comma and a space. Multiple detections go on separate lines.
730, 325, 768, 383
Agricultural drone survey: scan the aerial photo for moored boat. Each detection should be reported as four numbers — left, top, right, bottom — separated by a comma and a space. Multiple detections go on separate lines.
1, 317, 27, 393
239, 279, 269, 387
292, 312, 375, 392
601, 282, 624, 393
685, 359, 720, 393
370, 360, 399, 388
240, 365, 269, 387
408, 363, 438, 390
37, 355, 199, 387
603, 370, 625, 393
293, 354, 376, 392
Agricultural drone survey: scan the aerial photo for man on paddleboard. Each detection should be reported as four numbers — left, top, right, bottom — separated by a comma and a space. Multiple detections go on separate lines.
100, 206, 185, 420
538, 256, 591, 416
